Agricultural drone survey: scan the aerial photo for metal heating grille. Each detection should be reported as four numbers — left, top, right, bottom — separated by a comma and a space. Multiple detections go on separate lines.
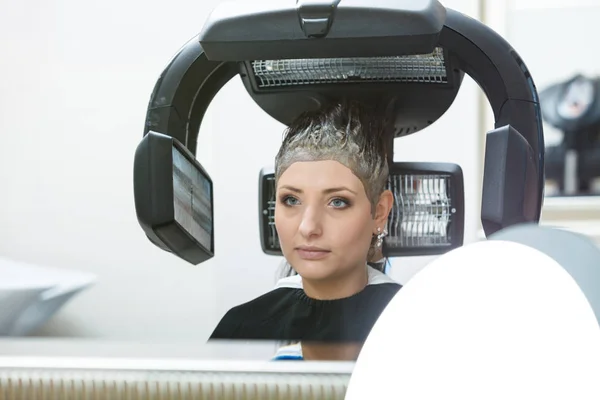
386, 174, 454, 247
252, 47, 447, 88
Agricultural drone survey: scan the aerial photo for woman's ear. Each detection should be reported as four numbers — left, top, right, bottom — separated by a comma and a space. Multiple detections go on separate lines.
374, 190, 394, 228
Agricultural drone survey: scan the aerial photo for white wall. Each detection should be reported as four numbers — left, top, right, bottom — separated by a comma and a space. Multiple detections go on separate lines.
0, 0, 225, 341
0, 0, 484, 344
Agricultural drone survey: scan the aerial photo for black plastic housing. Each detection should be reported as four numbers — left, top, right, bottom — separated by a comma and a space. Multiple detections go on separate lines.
135, 0, 546, 264
134, 131, 215, 265
199, 0, 447, 60
481, 125, 538, 235
237, 55, 463, 140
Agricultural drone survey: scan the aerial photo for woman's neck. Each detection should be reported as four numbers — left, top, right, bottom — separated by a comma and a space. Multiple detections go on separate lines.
301, 264, 369, 300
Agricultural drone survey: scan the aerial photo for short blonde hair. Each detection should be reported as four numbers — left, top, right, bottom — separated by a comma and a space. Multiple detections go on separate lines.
274, 99, 392, 212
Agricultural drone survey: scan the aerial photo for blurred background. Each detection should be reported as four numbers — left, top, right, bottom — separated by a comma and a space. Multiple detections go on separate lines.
0, 0, 598, 354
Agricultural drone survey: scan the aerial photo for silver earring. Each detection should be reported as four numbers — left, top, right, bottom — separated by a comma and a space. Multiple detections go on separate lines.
375, 227, 388, 248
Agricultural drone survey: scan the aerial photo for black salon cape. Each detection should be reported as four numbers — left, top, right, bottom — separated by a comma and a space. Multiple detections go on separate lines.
210, 267, 402, 342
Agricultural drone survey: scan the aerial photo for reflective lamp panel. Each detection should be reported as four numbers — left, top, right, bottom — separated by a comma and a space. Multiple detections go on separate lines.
258, 162, 464, 257
251, 47, 447, 88
172, 145, 213, 254
385, 162, 464, 256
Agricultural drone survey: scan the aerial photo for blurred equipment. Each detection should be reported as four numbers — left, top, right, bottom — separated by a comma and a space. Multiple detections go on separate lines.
133, 0, 545, 265
346, 224, 600, 400
540, 74, 600, 196
0, 257, 96, 336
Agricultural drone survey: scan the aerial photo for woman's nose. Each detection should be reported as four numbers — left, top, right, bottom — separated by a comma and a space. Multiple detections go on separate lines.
298, 207, 323, 238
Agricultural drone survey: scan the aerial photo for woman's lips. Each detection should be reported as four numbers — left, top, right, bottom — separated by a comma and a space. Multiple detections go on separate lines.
295, 247, 331, 260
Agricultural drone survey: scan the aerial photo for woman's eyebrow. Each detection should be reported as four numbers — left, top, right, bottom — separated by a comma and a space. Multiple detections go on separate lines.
322, 186, 357, 195
278, 185, 357, 195
278, 185, 302, 193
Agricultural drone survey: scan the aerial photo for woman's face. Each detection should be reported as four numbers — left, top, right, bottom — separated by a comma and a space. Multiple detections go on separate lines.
275, 160, 388, 282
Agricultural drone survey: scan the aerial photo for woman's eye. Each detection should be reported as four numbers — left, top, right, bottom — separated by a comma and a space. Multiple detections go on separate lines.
282, 196, 300, 206
330, 198, 349, 208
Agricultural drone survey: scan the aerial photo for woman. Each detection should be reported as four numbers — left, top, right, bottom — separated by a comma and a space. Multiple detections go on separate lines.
210, 99, 402, 354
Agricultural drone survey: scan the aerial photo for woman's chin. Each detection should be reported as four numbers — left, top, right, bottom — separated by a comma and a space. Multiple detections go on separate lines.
292, 261, 335, 281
